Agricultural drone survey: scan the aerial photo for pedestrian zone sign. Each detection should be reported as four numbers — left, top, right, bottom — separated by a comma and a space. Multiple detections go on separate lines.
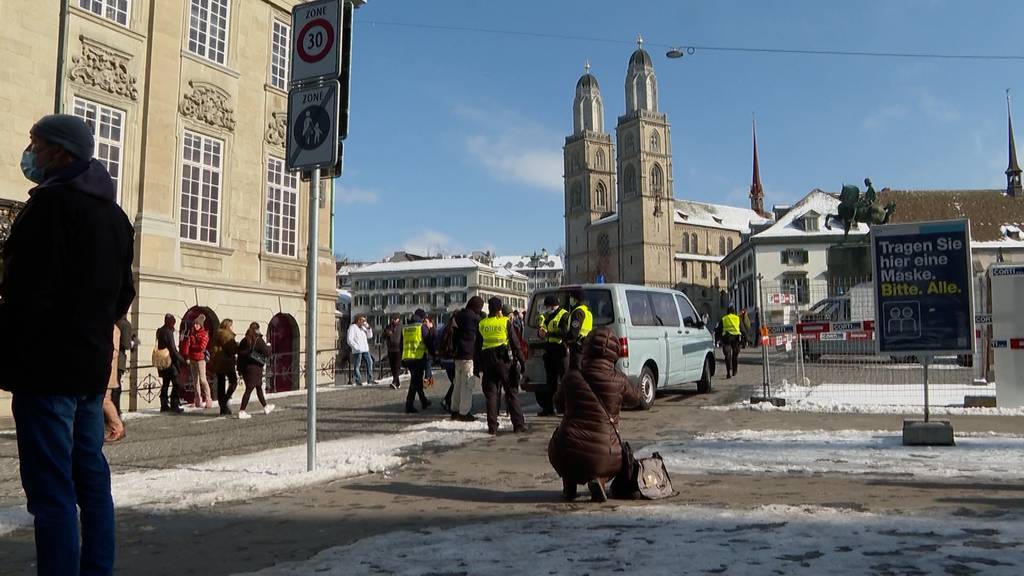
286, 81, 340, 171
290, 0, 342, 86
871, 219, 974, 356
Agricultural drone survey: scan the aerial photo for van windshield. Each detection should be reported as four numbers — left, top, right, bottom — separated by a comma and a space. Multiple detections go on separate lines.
527, 289, 614, 328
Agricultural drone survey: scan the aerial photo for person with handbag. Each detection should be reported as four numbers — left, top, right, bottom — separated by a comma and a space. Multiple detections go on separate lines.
236, 322, 274, 419
154, 313, 186, 413
548, 327, 640, 502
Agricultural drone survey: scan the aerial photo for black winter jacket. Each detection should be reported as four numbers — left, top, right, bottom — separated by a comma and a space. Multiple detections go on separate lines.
452, 307, 481, 361
0, 160, 135, 395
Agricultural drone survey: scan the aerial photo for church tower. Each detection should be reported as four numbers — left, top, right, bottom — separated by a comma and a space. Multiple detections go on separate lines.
1007, 90, 1022, 198
564, 63, 616, 283
616, 36, 676, 287
749, 118, 768, 217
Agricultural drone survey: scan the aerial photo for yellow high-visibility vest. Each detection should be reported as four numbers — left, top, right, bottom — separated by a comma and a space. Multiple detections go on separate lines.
402, 324, 426, 360
544, 308, 568, 344
721, 313, 742, 336
479, 316, 509, 350
574, 304, 593, 340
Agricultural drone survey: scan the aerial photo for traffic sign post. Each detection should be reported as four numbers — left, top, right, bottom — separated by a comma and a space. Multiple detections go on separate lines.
288, 0, 346, 473
871, 219, 973, 445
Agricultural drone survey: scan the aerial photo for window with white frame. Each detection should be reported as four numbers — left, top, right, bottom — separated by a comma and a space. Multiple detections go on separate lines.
72, 97, 124, 202
78, 0, 130, 26
270, 19, 290, 90
179, 131, 222, 244
264, 156, 299, 257
187, 0, 230, 65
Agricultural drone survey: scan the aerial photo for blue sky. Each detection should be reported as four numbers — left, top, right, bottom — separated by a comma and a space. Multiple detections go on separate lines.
335, 0, 1024, 261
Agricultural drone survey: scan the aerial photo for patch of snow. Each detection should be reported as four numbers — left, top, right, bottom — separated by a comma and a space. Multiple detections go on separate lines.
646, 429, 1024, 479
0, 505, 31, 537
674, 200, 767, 233
232, 505, 1024, 575
493, 254, 564, 271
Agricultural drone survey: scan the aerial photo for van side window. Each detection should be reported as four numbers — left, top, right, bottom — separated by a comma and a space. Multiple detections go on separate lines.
626, 291, 656, 327
650, 293, 680, 327
675, 294, 700, 327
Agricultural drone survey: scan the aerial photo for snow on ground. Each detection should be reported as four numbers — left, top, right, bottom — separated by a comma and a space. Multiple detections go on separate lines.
0, 417, 506, 536
708, 381, 1024, 415
645, 429, 1024, 479
233, 505, 1024, 576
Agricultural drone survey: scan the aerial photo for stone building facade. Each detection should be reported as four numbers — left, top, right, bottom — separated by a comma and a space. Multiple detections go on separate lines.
563, 40, 765, 318
0, 0, 338, 412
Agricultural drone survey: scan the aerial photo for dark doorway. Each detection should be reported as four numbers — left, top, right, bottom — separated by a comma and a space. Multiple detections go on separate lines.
267, 313, 300, 392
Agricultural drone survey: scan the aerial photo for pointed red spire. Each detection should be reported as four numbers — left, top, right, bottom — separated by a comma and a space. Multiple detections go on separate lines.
749, 117, 767, 217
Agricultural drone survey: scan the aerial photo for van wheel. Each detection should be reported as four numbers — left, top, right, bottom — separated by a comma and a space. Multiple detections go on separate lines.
697, 355, 713, 394
637, 366, 656, 410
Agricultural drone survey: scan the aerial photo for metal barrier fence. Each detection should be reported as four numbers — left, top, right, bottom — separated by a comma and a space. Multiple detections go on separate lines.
756, 277, 994, 409
129, 345, 404, 409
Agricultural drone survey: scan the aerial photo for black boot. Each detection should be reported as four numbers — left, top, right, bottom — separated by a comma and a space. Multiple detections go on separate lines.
588, 480, 607, 503
561, 479, 578, 501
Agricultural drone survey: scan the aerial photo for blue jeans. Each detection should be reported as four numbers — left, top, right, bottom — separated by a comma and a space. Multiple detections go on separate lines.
353, 351, 373, 384
13, 393, 114, 576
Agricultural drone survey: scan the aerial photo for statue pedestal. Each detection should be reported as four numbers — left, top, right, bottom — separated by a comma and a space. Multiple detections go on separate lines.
827, 242, 871, 293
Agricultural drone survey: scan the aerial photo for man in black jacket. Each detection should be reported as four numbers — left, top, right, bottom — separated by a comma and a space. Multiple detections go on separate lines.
450, 296, 483, 420
157, 313, 187, 412
0, 114, 135, 575
381, 314, 403, 389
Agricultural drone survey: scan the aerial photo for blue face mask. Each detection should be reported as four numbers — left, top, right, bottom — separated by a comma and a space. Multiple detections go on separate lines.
20, 149, 45, 184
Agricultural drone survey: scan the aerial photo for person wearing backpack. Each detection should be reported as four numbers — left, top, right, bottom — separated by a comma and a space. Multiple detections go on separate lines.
549, 327, 640, 502
450, 296, 484, 421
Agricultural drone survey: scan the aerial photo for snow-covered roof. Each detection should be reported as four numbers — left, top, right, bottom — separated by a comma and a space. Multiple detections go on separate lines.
494, 266, 529, 280
674, 200, 769, 233
336, 263, 369, 276
592, 212, 619, 226
973, 225, 1024, 249
674, 253, 725, 263
753, 190, 869, 239
493, 254, 564, 272
351, 258, 485, 275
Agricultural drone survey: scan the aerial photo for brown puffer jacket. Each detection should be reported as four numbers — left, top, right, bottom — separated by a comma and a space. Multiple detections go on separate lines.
548, 328, 640, 485
208, 328, 238, 374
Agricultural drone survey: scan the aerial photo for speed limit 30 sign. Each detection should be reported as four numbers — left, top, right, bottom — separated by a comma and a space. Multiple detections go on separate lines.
290, 0, 341, 86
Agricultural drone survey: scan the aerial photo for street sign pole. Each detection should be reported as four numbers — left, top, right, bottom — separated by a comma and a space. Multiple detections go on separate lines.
922, 354, 932, 423
306, 168, 320, 471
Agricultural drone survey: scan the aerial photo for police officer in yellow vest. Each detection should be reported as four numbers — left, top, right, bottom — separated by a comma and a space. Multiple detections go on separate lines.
719, 305, 742, 379
476, 297, 527, 435
400, 308, 436, 413
563, 290, 594, 371
535, 294, 568, 417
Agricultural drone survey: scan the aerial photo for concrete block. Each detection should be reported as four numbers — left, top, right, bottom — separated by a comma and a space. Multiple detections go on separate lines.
750, 396, 787, 407
902, 420, 955, 446
964, 396, 997, 408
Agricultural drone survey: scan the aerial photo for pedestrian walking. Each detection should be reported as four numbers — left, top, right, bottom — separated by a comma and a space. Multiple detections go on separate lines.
1, 113, 135, 575
739, 308, 752, 348
113, 315, 137, 416
237, 322, 275, 419
450, 296, 484, 421
210, 319, 239, 415
382, 314, 404, 389
536, 294, 568, 416
549, 328, 640, 502
347, 314, 374, 385
104, 325, 126, 443
185, 314, 213, 408
564, 290, 594, 371
155, 313, 186, 413
475, 297, 527, 435
719, 305, 742, 378
434, 317, 457, 413
400, 309, 435, 413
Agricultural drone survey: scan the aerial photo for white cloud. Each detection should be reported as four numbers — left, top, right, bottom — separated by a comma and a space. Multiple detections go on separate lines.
455, 104, 564, 193
400, 230, 460, 257
920, 90, 959, 123
862, 105, 908, 130
336, 186, 380, 205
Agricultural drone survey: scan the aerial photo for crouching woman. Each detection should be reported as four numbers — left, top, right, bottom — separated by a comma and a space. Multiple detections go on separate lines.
548, 327, 639, 502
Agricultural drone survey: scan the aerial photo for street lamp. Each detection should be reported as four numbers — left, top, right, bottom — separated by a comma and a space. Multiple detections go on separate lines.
527, 248, 549, 293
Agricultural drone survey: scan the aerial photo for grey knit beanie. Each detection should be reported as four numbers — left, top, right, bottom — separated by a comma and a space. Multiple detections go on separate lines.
30, 114, 94, 160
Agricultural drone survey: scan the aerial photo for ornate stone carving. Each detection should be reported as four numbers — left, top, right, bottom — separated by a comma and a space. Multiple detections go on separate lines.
265, 112, 288, 146
179, 81, 236, 131
67, 37, 139, 101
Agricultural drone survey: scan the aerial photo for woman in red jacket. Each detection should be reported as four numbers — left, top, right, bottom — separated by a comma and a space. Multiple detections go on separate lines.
185, 314, 212, 409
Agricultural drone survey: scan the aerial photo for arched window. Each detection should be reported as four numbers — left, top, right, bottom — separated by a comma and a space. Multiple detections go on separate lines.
701, 263, 708, 279
691, 233, 698, 254
570, 182, 583, 208
596, 149, 606, 169
719, 237, 726, 255
596, 181, 607, 208
727, 237, 734, 252
624, 165, 637, 197
625, 133, 635, 153
682, 234, 690, 253
651, 164, 664, 197
650, 130, 660, 152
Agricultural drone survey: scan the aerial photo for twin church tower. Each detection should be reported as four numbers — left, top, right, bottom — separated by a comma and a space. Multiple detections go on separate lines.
563, 38, 764, 292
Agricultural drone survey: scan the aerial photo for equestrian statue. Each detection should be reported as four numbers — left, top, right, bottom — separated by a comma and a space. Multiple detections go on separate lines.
824, 178, 896, 238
